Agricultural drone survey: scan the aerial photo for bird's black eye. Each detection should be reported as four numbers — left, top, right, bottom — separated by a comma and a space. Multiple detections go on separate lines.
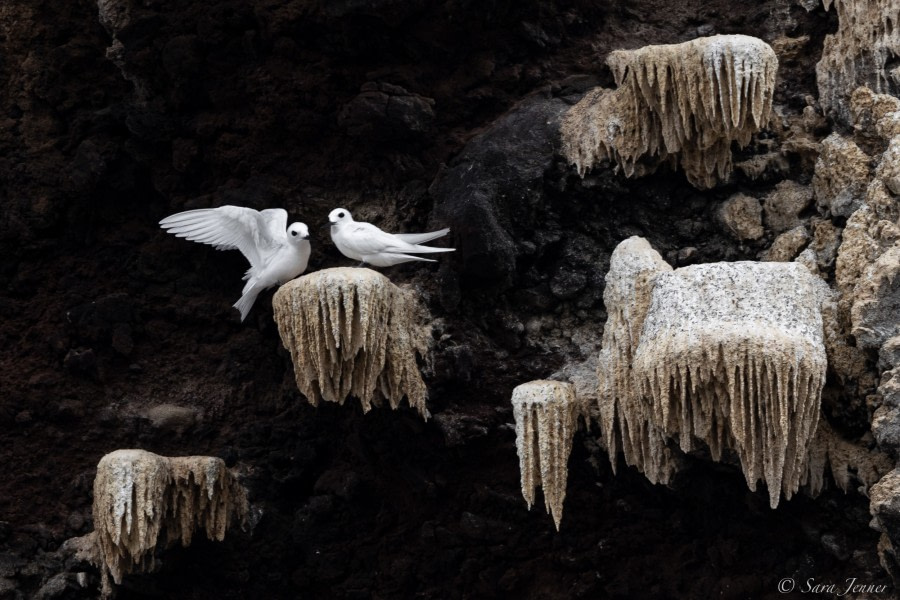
291, 230, 297, 236
338, 212, 345, 218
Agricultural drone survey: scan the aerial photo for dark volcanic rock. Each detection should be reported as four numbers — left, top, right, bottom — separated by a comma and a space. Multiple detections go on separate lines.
431, 93, 568, 302
338, 82, 435, 140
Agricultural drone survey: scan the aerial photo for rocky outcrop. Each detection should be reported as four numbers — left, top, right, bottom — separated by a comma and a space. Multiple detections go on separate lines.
873, 367, 900, 452
623, 245, 829, 508
511, 380, 578, 531
273, 267, 431, 418
338, 82, 436, 140
89, 449, 248, 596
813, 133, 871, 219
562, 35, 778, 189
762, 226, 810, 262
763, 180, 813, 234
718, 193, 764, 241
871, 468, 900, 579
593, 232, 893, 514
596, 237, 678, 486
817, 0, 900, 124
831, 94, 900, 349
431, 94, 568, 298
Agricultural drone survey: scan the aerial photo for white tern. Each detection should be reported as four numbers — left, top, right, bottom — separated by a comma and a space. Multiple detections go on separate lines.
160, 205, 310, 321
327, 208, 454, 267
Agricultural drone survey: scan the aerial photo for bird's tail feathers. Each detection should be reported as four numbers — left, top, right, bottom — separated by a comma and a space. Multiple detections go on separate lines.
393, 228, 450, 245
233, 285, 262, 322
373, 253, 437, 266
406, 244, 455, 254
241, 276, 257, 295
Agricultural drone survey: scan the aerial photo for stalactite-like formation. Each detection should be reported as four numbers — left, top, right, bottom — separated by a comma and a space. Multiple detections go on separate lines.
93, 450, 170, 591
633, 261, 830, 508
562, 35, 777, 189
272, 267, 430, 419
817, 0, 900, 123
562, 86, 640, 178
512, 380, 578, 530
166, 457, 246, 547
803, 419, 892, 497
91, 450, 248, 596
598, 238, 836, 508
596, 237, 678, 485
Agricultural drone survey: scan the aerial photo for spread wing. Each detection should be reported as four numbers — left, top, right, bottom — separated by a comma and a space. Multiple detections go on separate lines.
256, 208, 290, 264
341, 222, 415, 255
159, 206, 288, 271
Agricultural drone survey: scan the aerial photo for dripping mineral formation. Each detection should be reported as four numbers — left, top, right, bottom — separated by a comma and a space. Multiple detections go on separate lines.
817, 0, 900, 124
598, 237, 833, 508
272, 267, 431, 418
562, 34, 778, 188
596, 237, 678, 486
511, 380, 578, 531
632, 260, 828, 509
82, 450, 248, 597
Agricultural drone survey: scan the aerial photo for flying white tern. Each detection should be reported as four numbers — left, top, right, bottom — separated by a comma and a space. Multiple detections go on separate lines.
160, 205, 310, 321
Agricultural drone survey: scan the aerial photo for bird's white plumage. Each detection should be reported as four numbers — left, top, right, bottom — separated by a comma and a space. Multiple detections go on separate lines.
160, 205, 310, 321
392, 230, 451, 245
327, 208, 454, 267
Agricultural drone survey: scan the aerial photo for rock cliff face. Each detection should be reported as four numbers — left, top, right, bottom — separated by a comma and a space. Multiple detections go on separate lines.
1, 0, 897, 598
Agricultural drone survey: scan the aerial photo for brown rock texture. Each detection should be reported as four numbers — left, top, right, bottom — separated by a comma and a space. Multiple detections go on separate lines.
762, 225, 810, 262
561, 35, 778, 189
719, 193, 764, 241
813, 133, 872, 218
763, 180, 813, 233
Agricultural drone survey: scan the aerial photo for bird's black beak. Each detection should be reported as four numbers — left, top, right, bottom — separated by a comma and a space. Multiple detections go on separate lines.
321, 221, 332, 230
